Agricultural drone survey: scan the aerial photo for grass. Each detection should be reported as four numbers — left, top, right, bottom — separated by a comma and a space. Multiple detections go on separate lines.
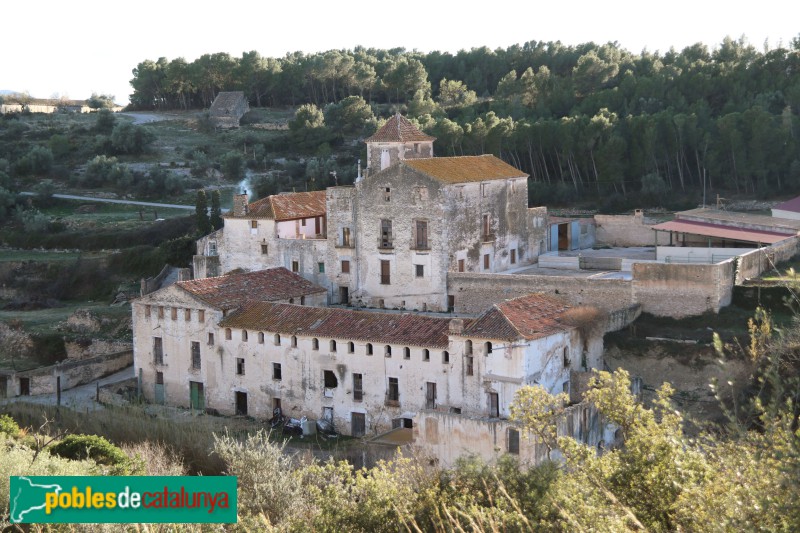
0, 249, 91, 262
0, 401, 357, 475
0, 302, 130, 336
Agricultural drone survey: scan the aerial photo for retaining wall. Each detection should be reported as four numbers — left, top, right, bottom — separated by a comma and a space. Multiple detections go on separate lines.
594, 214, 656, 247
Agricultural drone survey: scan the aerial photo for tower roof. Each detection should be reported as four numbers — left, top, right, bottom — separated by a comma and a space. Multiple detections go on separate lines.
365, 113, 435, 143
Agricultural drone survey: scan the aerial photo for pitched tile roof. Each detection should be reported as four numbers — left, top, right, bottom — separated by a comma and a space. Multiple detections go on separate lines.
463, 293, 573, 341
220, 303, 456, 348
403, 155, 528, 184
176, 268, 325, 311
226, 191, 327, 221
209, 91, 247, 116
365, 113, 435, 143
774, 196, 800, 214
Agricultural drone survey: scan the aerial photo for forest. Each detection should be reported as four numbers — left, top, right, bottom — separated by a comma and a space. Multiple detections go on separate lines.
129, 36, 800, 205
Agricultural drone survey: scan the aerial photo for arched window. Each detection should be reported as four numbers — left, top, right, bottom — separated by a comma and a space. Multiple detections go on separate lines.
366, 343, 373, 355
348, 342, 355, 353
465, 340, 473, 355
274, 334, 281, 346
312, 338, 319, 350
330, 340, 337, 353
385, 345, 392, 358
403, 347, 410, 360
291, 336, 298, 348
242, 330, 248, 342
258, 332, 265, 344
563, 347, 570, 368
442, 351, 450, 364
484, 342, 493, 355
225, 328, 232, 340
423, 349, 430, 362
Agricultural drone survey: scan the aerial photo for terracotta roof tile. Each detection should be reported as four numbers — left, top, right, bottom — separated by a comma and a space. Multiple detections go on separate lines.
464, 293, 573, 341
403, 155, 527, 184
365, 113, 435, 143
225, 191, 327, 221
176, 268, 325, 311
220, 303, 456, 348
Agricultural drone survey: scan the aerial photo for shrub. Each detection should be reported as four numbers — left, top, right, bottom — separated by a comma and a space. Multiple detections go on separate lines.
0, 415, 20, 438
49, 434, 133, 474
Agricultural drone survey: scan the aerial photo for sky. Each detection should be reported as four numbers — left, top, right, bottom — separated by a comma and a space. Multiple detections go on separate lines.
2, 0, 798, 106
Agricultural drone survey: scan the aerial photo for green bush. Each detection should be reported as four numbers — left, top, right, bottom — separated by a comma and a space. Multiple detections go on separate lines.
0, 414, 20, 438
49, 434, 134, 474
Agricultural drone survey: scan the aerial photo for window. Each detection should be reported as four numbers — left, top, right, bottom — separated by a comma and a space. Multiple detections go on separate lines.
384, 345, 392, 358
341, 227, 352, 247
273, 363, 282, 381
466, 355, 474, 376
348, 342, 355, 354
236, 358, 245, 375
198, 310, 205, 322
144, 305, 151, 318
289, 298, 294, 304
312, 338, 319, 350
341, 260, 350, 274
318, 262, 325, 273
156, 371, 164, 385
415, 264, 424, 278
423, 349, 430, 362
448, 295, 455, 312
261, 244, 268, 255
510, 248, 516, 264
185, 309, 191, 321
158, 306, 164, 319
483, 214, 491, 238
387, 377, 399, 402
458, 259, 465, 272
489, 392, 499, 417
380, 260, 390, 285
414, 220, 429, 249
465, 340, 473, 355
301, 218, 306, 227
563, 347, 570, 368
508, 428, 520, 454
208, 241, 217, 256
384, 187, 391, 202
225, 328, 232, 340
426, 382, 437, 409
274, 334, 281, 346
291, 336, 298, 348
414, 143, 420, 153
207, 332, 214, 345
250, 220, 258, 229
481, 183, 487, 197
330, 340, 337, 353
380, 219, 393, 248
442, 351, 450, 364
242, 330, 248, 342
300, 296, 305, 305
366, 343, 373, 355
292, 260, 299, 273
483, 254, 490, 270
352, 412, 366, 437
324, 370, 338, 388
258, 332, 265, 344
171, 307, 177, 320
485, 342, 493, 355
191, 341, 201, 370
353, 373, 363, 401
403, 347, 410, 360
153, 337, 163, 365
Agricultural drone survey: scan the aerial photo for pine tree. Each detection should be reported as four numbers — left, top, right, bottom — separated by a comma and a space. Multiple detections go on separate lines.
210, 190, 223, 230
195, 189, 212, 235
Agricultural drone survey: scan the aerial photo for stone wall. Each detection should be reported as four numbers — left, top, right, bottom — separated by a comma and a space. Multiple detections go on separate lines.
594, 213, 656, 247
413, 402, 615, 468
447, 272, 634, 314
64, 340, 132, 360
631, 260, 735, 317
735, 237, 800, 284
1, 350, 132, 397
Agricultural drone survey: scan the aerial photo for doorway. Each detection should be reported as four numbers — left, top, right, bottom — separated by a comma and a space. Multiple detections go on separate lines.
189, 381, 204, 411
19, 377, 30, 396
235, 391, 248, 416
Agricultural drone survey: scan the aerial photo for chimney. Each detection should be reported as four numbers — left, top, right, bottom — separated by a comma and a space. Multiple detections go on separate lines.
232, 193, 249, 217
449, 318, 464, 335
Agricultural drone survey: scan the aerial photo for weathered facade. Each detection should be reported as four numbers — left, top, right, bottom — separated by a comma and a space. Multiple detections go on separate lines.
132, 268, 326, 409
134, 290, 605, 443
194, 116, 548, 311
208, 91, 249, 129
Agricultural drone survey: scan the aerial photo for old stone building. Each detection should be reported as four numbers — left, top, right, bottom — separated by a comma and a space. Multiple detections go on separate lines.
194, 114, 548, 311
132, 268, 326, 409
209, 91, 249, 129
133, 283, 610, 464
